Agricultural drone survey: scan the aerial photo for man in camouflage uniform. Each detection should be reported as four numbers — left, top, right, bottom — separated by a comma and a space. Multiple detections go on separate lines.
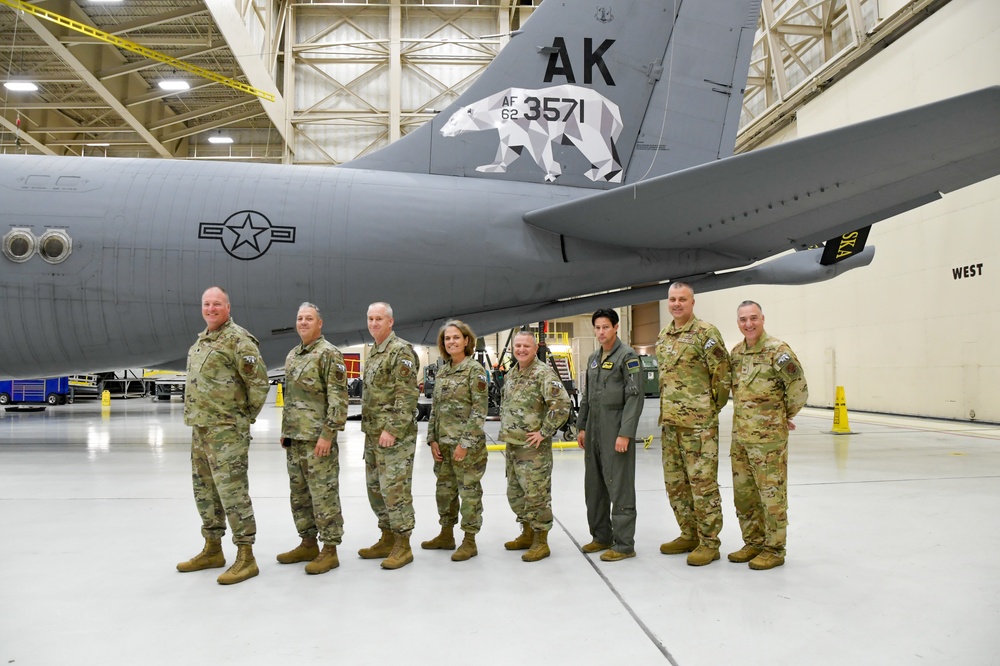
359, 302, 420, 570
728, 300, 808, 570
577, 309, 644, 562
422, 320, 489, 562
177, 286, 269, 585
500, 331, 571, 562
276, 303, 349, 575
656, 282, 732, 566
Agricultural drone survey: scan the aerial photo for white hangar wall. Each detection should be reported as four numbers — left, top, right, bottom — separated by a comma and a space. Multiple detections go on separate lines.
671, 0, 1000, 422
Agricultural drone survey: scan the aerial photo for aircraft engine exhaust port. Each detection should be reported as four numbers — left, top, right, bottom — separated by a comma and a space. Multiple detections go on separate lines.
2, 228, 36, 263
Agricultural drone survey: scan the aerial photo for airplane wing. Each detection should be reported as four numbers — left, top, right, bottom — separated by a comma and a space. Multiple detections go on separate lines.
386, 246, 875, 346
524, 86, 1000, 260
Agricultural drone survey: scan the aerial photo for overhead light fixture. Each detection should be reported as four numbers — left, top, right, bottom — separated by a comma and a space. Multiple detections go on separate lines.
158, 79, 190, 91
86, 142, 111, 147
4, 81, 38, 92
208, 133, 233, 145
90, 1, 124, 3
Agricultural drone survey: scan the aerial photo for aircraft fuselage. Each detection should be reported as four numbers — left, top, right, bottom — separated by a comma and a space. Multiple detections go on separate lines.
0, 155, 739, 376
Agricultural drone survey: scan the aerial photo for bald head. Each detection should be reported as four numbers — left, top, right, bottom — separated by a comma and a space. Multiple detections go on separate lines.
201, 286, 231, 331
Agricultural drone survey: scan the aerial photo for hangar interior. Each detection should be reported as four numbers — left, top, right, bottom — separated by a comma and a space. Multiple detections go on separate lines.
1, 1, 999, 665
1, 0, 996, 420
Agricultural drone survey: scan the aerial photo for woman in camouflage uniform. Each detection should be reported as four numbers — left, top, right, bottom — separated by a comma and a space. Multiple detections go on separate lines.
420, 320, 490, 562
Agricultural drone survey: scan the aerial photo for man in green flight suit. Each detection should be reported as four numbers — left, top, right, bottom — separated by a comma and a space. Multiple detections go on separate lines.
576, 308, 644, 561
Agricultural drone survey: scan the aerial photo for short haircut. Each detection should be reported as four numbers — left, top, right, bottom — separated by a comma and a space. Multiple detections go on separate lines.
668, 281, 694, 295
513, 330, 537, 344
368, 301, 393, 317
737, 300, 763, 314
298, 302, 322, 318
202, 286, 229, 304
437, 319, 477, 358
592, 308, 619, 326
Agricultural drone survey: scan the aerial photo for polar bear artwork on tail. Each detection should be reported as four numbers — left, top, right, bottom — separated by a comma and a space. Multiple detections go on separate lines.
440, 84, 624, 183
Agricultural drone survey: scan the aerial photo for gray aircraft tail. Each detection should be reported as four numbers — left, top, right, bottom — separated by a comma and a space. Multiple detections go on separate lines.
343, 0, 761, 189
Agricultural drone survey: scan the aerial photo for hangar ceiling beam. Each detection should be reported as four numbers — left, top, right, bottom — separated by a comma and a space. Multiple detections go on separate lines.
103, 6, 209, 37
12, 3, 174, 157
0, 113, 55, 154
204, 0, 287, 144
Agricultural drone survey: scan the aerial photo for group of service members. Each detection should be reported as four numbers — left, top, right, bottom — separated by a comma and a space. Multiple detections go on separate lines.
175, 283, 807, 586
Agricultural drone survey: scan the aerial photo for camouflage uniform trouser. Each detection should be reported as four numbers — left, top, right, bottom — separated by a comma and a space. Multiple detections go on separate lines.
364, 432, 416, 537
433, 443, 488, 534
661, 423, 723, 548
190, 425, 256, 545
505, 440, 553, 532
731, 436, 788, 557
286, 437, 344, 545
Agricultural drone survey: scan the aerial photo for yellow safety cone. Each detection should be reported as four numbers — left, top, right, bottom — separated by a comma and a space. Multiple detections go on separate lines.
276, 383, 284, 407
830, 385, 853, 435
101, 390, 111, 407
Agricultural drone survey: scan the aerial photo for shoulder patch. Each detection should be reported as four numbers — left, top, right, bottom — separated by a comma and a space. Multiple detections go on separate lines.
704, 338, 718, 351
776, 353, 790, 367
242, 355, 257, 375
625, 358, 640, 372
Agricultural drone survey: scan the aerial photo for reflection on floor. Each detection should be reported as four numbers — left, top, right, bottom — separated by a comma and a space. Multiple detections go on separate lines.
1, 392, 999, 665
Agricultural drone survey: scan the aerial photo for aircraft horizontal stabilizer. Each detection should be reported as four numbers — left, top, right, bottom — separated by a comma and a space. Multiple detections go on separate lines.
523, 87, 1000, 262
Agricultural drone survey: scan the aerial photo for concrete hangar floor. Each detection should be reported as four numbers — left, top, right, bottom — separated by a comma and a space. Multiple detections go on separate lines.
1, 392, 998, 666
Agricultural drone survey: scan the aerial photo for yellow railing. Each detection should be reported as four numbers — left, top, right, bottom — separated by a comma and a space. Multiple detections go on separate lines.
0, 0, 275, 102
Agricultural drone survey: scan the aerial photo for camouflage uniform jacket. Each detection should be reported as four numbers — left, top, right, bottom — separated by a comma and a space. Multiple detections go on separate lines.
361, 331, 419, 439
655, 316, 732, 428
281, 336, 349, 442
184, 318, 269, 427
577, 338, 644, 440
730, 332, 808, 444
427, 356, 489, 450
499, 358, 571, 442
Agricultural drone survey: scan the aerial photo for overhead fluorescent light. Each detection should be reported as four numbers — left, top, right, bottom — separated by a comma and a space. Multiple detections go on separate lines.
86, 143, 111, 147
4, 82, 38, 92
207, 135, 234, 145
158, 79, 190, 91
90, 1, 124, 3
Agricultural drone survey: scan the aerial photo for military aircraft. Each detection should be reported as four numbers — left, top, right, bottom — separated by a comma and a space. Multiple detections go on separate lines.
1, 0, 998, 377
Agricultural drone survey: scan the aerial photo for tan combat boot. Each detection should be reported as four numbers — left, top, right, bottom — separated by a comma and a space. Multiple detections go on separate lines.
749, 551, 785, 570
305, 544, 339, 575
728, 545, 763, 563
521, 530, 550, 562
659, 535, 699, 555
451, 533, 477, 562
686, 545, 721, 566
504, 523, 533, 550
581, 540, 611, 554
217, 544, 259, 585
420, 526, 456, 550
276, 537, 319, 564
176, 538, 225, 572
358, 528, 394, 559
381, 534, 414, 570
600, 549, 636, 562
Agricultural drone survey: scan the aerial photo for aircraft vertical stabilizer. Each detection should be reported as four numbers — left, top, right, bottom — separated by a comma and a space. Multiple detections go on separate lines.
343, 0, 761, 189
